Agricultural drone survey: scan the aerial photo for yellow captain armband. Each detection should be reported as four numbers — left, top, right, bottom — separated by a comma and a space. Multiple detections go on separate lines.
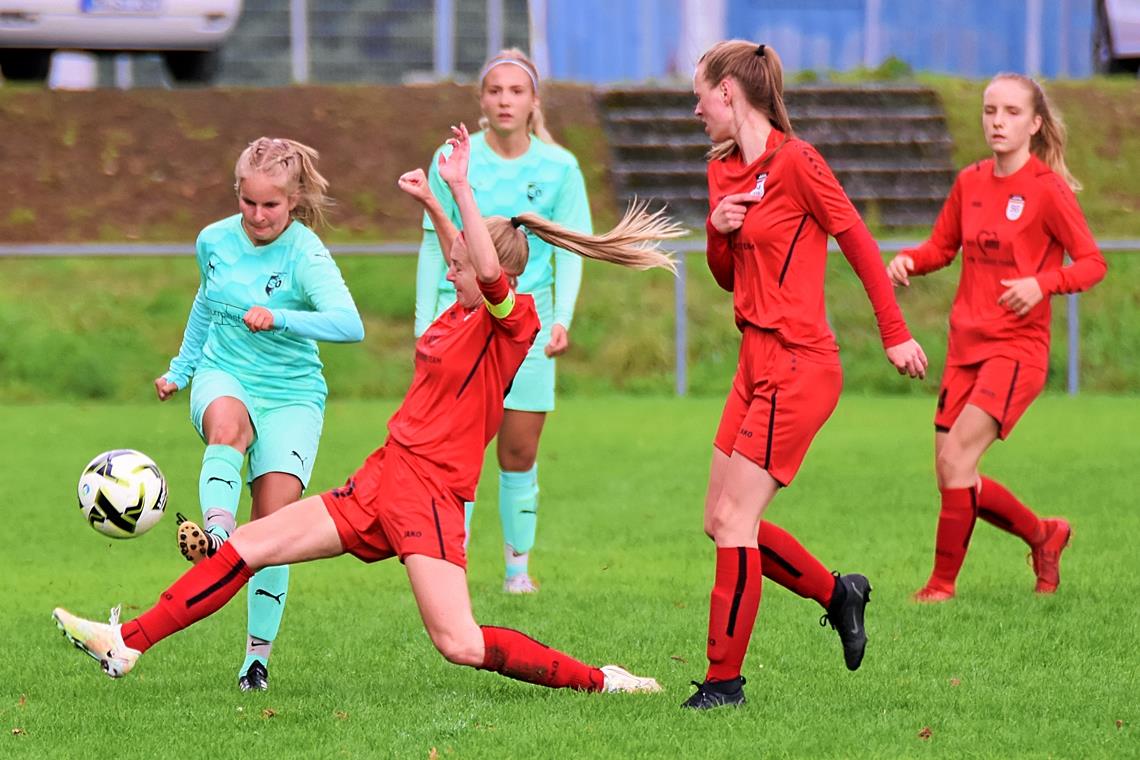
484, 289, 516, 319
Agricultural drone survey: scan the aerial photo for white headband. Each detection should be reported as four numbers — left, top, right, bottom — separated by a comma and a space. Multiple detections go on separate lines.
479, 59, 539, 91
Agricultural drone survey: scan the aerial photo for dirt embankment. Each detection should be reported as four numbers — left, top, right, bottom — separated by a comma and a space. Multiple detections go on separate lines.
0, 83, 613, 243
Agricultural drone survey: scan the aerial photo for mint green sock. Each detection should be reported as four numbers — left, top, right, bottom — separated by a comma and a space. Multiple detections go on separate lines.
499, 464, 538, 578
243, 563, 289, 677
199, 444, 243, 540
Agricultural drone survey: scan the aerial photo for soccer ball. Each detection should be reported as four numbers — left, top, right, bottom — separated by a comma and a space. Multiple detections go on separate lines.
77, 449, 168, 539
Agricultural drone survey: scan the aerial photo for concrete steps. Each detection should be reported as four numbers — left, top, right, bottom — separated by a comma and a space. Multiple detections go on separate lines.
598, 86, 955, 229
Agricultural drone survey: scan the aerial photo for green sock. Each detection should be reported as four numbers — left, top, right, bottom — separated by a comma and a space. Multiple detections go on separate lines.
243, 563, 289, 677
499, 464, 538, 578
199, 444, 243, 540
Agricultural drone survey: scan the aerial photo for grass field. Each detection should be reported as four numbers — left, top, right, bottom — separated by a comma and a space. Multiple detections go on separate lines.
2, 395, 1137, 758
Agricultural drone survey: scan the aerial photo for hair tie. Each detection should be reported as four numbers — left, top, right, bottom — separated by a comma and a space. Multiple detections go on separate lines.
510, 216, 524, 229
479, 58, 539, 91
755, 44, 766, 58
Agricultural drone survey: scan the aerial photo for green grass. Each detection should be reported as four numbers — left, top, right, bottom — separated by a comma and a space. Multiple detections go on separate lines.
2, 395, 1137, 758
1, 250, 1136, 403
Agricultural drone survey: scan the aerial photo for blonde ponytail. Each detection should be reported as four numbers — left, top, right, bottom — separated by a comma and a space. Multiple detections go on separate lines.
507, 200, 683, 273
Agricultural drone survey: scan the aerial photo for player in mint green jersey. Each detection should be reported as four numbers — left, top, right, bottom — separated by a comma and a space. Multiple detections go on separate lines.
154, 137, 364, 690
415, 49, 590, 594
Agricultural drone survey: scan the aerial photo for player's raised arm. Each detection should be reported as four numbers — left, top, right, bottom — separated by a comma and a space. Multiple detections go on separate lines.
399, 167, 459, 261
438, 123, 502, 284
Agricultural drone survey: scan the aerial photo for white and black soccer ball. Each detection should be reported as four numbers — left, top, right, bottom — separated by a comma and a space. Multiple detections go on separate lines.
77, 449, 168, 539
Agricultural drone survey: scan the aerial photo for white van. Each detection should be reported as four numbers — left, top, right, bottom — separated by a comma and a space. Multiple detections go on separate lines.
1095, 0, 1140, 73
0, 0, 243, 83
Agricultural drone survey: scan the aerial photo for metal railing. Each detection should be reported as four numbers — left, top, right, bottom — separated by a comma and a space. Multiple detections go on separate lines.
5, 239, 1135, 397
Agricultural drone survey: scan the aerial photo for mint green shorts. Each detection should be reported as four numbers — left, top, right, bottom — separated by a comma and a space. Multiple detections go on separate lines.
189, 368, 324, 489
504, 286, 555, 413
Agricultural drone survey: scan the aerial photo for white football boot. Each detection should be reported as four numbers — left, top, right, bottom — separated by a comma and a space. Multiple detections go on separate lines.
503, 573, 539, 594
52, 605, 141, 678
600, 665, 661, 693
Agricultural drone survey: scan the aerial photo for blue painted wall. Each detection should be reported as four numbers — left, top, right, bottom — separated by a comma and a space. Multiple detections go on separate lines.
543, 0, 1096, 82
545, 0, 682, 83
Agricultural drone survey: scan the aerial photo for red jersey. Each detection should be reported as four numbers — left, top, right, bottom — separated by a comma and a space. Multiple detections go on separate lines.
706, 130, 909, 359
904, 155, 1106, 368
387, 274, 539, 500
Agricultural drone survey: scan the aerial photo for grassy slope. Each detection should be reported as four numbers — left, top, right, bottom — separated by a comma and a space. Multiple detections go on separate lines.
1, 77, 1136, 401
3, 396, 1137, 757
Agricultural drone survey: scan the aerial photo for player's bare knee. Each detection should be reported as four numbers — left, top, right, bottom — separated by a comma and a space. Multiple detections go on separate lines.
227, 526, 268, 571
935, 445, 972, 487
498, 446, 537, 472
707, 501, 745, 543
430, 629, 483, 667
206, 423, 250, 450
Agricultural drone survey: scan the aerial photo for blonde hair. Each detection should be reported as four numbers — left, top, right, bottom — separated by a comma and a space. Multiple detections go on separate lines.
477, 48, 557, 145
483, 200, 684, 277
988, 73, 1081, 192
698, 40, 794, 161
234, 137, 332, 229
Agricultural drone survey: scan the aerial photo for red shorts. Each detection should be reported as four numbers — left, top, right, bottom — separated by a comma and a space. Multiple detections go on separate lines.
321, 442, 467, 569
714, 328, 843, 486
934, 358, 1046, 440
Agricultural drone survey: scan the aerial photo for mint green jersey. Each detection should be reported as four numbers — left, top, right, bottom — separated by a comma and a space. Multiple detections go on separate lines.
414, 130, 591, 336
163, 215, 364, 408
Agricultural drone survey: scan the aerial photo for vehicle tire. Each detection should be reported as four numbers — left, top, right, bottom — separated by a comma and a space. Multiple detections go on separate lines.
0, 49, 53, 83
163, 49, 221, 83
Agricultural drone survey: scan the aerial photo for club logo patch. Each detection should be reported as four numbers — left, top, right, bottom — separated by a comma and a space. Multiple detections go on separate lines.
751, 172, 769, 198
265, 272, 286, 296
1005, 194, 1025, 221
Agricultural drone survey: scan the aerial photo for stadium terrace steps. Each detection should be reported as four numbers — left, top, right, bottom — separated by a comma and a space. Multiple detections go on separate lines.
598, 86, 955, 229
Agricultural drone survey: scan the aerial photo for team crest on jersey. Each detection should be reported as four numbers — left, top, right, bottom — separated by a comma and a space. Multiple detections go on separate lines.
527, 182, 542, 202
750, 172, 769, 198
265, 271, 286, 296
1005, 194, 1025, 221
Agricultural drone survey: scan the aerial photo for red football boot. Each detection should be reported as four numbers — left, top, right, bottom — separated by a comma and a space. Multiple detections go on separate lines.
1030, 518, 1072, 594
912, 579, 955, 603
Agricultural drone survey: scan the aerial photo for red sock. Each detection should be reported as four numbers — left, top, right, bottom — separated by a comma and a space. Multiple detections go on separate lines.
929, 487, 978, 589
120, 542, 254, 652
758, 521, 835, 608
479, 626, 604, 691
705, 546, 762, 682
976, 477, 1045, 546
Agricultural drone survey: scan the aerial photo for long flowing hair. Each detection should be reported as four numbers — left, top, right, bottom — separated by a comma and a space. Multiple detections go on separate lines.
483, 200, 685, 276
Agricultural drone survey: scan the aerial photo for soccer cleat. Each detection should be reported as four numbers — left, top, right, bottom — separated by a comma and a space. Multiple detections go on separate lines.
238, 660, 269, 692
176, 512, 221, 565
599, 665, 661, 694
1030, 518, 1072, 594
820, 572, 872, 671
913, 580, 955, 603
503, 573, 539, 595
681, 676, 746, 710
52, 605, 140, 678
